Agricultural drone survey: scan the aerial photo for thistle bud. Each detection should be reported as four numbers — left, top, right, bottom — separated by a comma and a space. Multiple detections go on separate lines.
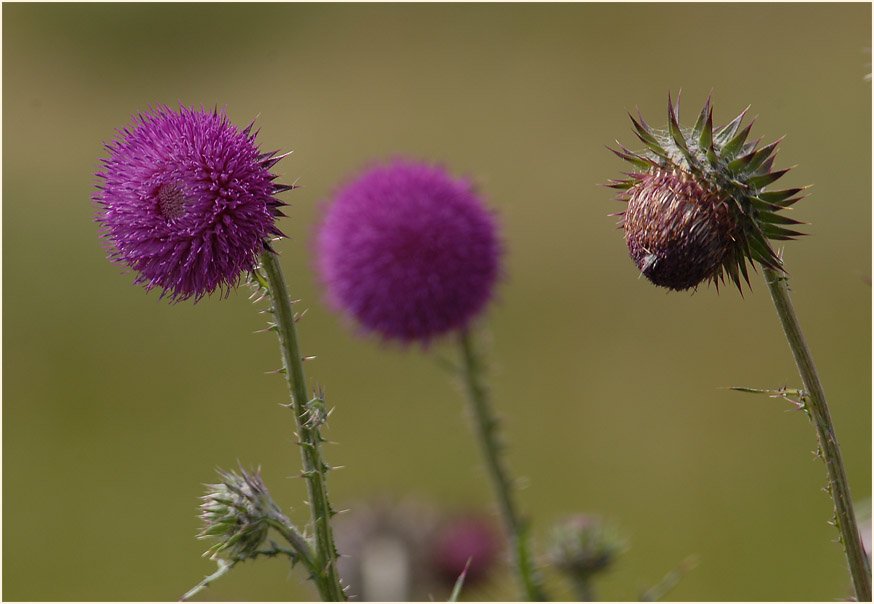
197, 466, 283, 561
546, 515, 623, 580
606, 93, 808, 292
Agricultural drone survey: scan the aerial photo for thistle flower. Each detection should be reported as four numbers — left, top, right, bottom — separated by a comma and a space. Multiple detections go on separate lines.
606, 93, 807, 292
315, 160, 501, 343
198, 466, 283, 561
94, 104, 291, 302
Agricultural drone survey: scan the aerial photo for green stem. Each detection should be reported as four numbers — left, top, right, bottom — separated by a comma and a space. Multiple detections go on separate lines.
762, 266, 871, 601
264, 517, 318, 571
260, 249, 346, 602
569, 575, 595, 602
181, 559, 236, 602
457, 329, 548, 601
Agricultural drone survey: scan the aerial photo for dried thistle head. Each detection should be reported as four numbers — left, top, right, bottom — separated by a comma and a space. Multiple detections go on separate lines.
606, 93, 808, 293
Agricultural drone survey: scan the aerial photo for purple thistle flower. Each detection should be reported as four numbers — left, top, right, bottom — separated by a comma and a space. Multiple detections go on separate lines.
94, 104, 290, 302
315, 160, 501, 344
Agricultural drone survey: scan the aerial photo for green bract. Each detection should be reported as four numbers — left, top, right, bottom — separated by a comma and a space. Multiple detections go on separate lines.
607, 94, 807, 292
198, 467, 278, 561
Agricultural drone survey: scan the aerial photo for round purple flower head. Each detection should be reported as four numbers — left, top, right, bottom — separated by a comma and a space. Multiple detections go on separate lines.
315, 160, 501, 344
94, 104, 290, 302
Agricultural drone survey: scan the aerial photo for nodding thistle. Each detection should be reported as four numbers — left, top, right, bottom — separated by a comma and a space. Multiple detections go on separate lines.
606, 93, 808, 292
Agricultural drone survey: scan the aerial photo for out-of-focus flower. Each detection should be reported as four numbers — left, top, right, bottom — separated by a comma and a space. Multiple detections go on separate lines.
315, 160, 501, 344
606, 94, 807, 292
546, 514, 624, 580
94, 104, 290, 301
334, 498, 502, 601
431, 514, 501, 586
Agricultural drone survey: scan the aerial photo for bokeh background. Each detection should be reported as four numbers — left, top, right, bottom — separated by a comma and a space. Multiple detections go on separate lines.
3, 3, 871, 601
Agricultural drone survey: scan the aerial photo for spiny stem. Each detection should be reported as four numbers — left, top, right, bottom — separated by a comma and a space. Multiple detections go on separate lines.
181, 559, 236, 602
263, 517, 317, 571
762, 265, 871, 601
457, 329, 548, 601
260, 249, 346, 602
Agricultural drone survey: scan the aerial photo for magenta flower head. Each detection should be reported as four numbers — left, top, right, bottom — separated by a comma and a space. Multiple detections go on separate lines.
94, 104, 291, 302
315, 160, 501, 344
431, 514, 500, 587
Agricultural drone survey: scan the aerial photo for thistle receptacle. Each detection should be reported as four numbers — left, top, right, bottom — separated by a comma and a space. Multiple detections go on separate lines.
606, 94, 870, 601
607, 93, 807, 292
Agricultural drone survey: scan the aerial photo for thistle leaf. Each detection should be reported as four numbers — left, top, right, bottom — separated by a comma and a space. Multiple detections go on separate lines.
760, 223, 806, 240
749, 196, 793, 213
747, 167, 792, 189
699, 107, 714, 152
692, 94, 712, 141
630, 113, 659, 145
735, 246, 752, 288
758, 154, 777, 174
723, 252, 742, 291
727, 153, 754, 175
714, 106, 750, 146
608, 145, 651, 170
721, 122, 755, 160
756, 211, 805, 226
745, 138, 783, 174
604, 180, 635, 190
758, 187, 808, 205
746, 230, 781, 268
667, 94, 688, 153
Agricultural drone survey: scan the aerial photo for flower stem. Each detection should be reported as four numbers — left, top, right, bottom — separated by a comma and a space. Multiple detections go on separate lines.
259, 249, 346, 602
181, 559, 237, 602
264, 517, 318, 571
457, 329, 548, 601
762, 266, 871, 601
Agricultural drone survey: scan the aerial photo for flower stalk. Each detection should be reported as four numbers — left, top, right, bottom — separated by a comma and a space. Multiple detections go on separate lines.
259, 248, 346, 602
762, 265, 871, 601
457, 329, 547, 601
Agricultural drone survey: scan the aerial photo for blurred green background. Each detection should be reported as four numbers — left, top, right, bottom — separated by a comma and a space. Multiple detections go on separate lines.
3, 3, 871, 601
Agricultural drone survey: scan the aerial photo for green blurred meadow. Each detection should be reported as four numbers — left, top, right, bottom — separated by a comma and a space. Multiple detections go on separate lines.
2, 2, 871, 601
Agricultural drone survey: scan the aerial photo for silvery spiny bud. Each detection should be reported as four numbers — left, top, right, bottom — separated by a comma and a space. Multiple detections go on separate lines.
547, 515, 623, 580
198, 466, 283, 561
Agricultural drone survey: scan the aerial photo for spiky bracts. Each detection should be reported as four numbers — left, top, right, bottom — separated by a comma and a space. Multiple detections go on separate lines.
198, 466, 283, 561
606, 94, 808, 292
